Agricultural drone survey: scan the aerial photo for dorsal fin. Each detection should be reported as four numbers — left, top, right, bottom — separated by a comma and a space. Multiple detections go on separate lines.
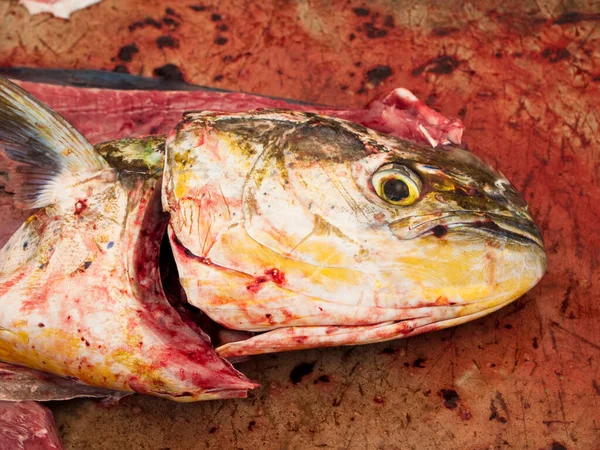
0, 77, 109, 209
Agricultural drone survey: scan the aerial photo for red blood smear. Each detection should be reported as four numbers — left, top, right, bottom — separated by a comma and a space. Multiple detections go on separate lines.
246, 268, 286, 293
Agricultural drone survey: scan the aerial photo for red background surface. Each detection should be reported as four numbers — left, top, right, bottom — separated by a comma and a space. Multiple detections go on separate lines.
0, 1, 599, 449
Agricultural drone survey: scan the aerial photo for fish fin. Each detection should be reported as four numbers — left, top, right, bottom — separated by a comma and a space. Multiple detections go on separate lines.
0, 77, 109, 209
0, 362, 130, 403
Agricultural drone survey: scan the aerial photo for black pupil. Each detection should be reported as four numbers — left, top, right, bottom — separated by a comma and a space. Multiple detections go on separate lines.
383, 178, 409, 202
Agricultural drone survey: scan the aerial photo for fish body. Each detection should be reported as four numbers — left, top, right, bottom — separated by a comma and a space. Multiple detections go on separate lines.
0, 77, 546, 402
0, 79, 254, 401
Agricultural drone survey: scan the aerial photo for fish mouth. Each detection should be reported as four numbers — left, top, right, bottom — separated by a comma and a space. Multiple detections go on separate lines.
390, 211, 544, 248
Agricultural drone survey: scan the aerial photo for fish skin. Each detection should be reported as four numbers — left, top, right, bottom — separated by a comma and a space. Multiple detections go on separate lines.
0, 78, 256, 402
163, 110, 547, 356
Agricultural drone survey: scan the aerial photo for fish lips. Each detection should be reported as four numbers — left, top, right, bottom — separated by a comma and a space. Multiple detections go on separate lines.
389, 211, 544, 248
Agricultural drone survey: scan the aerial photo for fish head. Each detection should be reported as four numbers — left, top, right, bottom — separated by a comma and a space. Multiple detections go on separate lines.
163, 111, 546, 348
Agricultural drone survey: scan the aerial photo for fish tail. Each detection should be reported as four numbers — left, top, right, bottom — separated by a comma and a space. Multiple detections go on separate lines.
0, 77, 109, 209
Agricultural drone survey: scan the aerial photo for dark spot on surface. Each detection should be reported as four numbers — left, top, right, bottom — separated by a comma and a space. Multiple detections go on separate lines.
162, 17, 179, 28
424, 389, 431, 396
215, 36, 228, 45
541, 48, 570, 63
218, 23, 228, 31
353, 7, 370, 16
83, 261, 92, 270
117, 44, 139, 62
128, 18, 162, 31
214, 74, 224, 81
290, 362, 315, 384
156, 35, 179, 49
457, 107, 467, 119
413, 358, 426, 368
211, 13, 222, 21
381, 347, 395, 355
349, 33, 356, 41
505, 324, 513, 329
433, 27, 458, 36
208, 426, 217, 433
403, 362, 410, 367
363, 22, 387, 38
592, 379, 600, 395
314, 375, 330, 384
439, 389, 459, 409
560, 284, 572, 315
247, 420, 256, 431
495, 51, 503, 58
432, 225, 448, 238
489, 391, 508, 423
189, 4, 206, 12
165, 7, 177, 16
22, 241, 28, 249
553, 12, 586, 24
37, 323, 44, 327
550, 443, 567, 450
113, 64, 129, 74
153, 64, 184, 81
532, 337, 539, 349
384, 15, 394, 27
366, 65, 392, 85
412, 55, 460, 76
373, 395, 385, 404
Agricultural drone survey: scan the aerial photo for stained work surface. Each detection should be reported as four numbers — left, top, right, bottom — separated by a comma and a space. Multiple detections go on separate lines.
0, 0, 599, 449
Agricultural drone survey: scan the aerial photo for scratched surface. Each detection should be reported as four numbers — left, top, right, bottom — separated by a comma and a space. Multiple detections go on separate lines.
0, 0, 599, 449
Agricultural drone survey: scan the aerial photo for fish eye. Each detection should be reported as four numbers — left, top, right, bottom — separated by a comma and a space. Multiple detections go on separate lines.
372, 163, 421, 206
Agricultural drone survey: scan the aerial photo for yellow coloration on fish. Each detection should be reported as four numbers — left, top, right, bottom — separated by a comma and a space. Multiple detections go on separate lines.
164, 110, 546, 356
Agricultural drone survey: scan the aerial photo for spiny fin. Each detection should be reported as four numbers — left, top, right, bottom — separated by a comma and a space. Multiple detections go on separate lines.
0, 77, 109, 209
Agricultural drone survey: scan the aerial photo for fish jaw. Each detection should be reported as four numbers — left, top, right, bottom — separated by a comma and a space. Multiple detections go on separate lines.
0, 175, 256, 401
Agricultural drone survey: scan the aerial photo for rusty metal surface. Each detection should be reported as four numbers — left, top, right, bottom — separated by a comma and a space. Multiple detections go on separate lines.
0, 1, 599, 449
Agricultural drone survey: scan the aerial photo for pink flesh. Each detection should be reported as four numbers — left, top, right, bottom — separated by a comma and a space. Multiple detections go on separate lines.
10, 81, 463, 146
0, 401, 63, 450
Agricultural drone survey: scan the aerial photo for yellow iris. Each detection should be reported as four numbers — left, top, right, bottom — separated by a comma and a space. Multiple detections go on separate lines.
372, 164, 422, 206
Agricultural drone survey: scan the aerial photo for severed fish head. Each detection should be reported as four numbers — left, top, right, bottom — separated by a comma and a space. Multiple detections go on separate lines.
163, 110, 547, 356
